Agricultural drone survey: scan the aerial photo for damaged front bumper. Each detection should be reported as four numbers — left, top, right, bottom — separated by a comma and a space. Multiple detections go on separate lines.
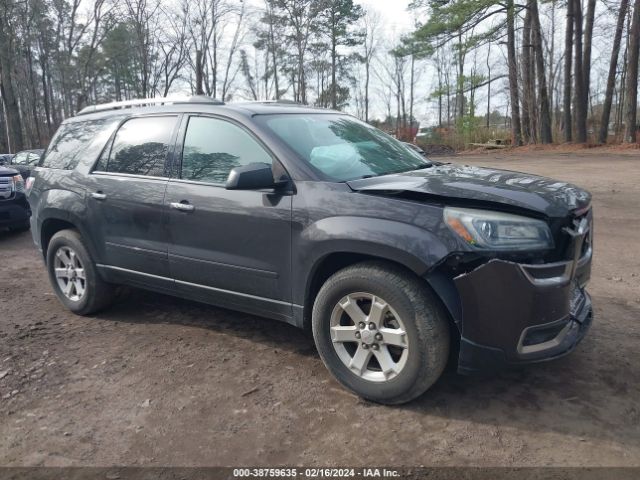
454, 216, 593, 374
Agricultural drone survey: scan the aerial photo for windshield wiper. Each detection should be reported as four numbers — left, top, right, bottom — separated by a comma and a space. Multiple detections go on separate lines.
346, 163, 434, 181
388, 163, 434, 175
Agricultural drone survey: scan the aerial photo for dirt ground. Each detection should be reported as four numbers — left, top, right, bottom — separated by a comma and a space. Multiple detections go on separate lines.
1, 150, 639, 467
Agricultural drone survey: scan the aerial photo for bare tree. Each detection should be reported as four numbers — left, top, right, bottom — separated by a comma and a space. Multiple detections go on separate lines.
506, 0, 523, 145
625, 0, 640, 143
0, 0, 24, 151
531, 0, 552, 143
572, 0, 587, 142
276, 0, 316, 103
599, 0, 629, 143
361, 9, 380, 122
521, 2, 535, 144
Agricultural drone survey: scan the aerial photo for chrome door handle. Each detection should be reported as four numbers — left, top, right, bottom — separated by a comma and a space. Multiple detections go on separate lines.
91, 192, 107, 200
170, 201, 195, 212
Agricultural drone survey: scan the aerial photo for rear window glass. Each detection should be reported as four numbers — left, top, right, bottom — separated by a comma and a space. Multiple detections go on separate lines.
99, 116, 177, 177
42, 118, 119, 170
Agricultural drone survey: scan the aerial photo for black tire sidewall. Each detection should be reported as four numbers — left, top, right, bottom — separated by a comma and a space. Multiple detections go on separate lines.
313, 268, 435, 402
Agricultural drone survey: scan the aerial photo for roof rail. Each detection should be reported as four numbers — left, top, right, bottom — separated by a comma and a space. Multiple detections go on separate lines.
76, 95, 225, 116
239, 99, 302, 105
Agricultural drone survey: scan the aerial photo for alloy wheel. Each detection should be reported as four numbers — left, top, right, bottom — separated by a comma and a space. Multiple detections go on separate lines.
53, 246, 86, 302
329, 292, 409, 382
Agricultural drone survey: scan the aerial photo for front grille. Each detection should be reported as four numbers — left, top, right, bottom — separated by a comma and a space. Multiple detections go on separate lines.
0, 177, 13, 200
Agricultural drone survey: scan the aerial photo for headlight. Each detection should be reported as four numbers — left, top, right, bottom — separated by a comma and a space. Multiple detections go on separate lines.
12, 175, 25, 193
444, 207, 553, 250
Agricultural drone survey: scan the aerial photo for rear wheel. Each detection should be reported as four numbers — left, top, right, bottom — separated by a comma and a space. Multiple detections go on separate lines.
46, 229, 115, 315
312, 261, 450, 405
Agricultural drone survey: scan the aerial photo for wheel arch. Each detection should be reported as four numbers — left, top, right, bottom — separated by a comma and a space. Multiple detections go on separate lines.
301, 251, 457, 333
296, 216, 453, 329
39, 211, 100, 264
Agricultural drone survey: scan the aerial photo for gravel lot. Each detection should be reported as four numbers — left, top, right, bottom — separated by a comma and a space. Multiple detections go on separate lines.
1, 150, 639, 467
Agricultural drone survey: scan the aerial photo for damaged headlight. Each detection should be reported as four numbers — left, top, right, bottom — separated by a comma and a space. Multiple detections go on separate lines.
444, 207, 553, 251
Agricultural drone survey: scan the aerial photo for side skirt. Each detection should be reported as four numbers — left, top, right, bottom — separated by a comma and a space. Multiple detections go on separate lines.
96, 264, 301, 327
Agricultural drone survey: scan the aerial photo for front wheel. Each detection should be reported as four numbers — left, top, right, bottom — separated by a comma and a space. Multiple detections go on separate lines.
46, 229, 115, 315
312, 261, 450, 405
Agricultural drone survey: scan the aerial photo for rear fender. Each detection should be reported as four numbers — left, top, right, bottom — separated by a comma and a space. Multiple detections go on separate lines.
35, 189, 101, 262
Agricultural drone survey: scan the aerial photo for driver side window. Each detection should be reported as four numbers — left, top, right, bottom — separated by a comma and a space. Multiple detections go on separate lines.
181, 116, 272, 184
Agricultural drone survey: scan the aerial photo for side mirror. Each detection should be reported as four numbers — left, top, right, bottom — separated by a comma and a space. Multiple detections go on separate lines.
225, 163, 287, 190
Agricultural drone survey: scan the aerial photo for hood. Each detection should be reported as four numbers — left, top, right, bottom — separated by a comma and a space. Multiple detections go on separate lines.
0, 166, 19, 177
346, 163, 591, 218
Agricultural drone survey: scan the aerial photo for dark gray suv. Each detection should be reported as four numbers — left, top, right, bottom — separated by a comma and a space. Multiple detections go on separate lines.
28, 97, 593, 404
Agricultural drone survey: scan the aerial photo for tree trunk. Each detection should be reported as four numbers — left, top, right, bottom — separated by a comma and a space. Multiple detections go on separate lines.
331, 36, 337, 109
624, 0, 640, 143
195, 50, 204, 95
364, 59, 370, 122
267, 3, 280, 99
521, 3, 533, 143
582, 0, 596, 111
531, 0, 553, 143
486, 43, 491, 129
409, 52, 414, 131
0, 34, 23, 152
599, 0, 629, 143
506, 0, 522, 146
548, 0, 556, 131
456, 31, 465, 121
563, 0, 574, 142
573, 0, 587, 143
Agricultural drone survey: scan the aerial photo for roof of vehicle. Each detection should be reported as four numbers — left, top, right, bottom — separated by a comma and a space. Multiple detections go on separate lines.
71, 96, 342, 123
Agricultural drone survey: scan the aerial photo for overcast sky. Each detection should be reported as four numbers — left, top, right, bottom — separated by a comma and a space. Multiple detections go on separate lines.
357, 0, 413, 30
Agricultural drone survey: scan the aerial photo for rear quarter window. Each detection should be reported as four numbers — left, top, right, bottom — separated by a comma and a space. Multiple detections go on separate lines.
42, 117, 122, 170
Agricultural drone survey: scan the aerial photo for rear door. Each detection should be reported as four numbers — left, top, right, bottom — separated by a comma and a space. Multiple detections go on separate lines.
86, 115, 180, 291
165, 115, 293, 320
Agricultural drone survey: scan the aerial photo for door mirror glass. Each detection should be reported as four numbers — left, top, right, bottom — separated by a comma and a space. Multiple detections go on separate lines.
226, 163, 285, 190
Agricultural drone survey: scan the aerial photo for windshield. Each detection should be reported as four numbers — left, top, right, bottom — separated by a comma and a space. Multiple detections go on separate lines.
256, 113, 430, 182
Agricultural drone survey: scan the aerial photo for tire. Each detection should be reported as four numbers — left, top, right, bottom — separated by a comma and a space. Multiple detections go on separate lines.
46, 229, 116, 315
312, 260, 450, 405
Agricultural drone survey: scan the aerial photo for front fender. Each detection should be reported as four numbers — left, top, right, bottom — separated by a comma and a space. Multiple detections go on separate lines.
293, 216, 451, 305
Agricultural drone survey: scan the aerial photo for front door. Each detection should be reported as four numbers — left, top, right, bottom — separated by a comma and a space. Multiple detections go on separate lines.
165, 115, 293, 321
86, 115, 180, 290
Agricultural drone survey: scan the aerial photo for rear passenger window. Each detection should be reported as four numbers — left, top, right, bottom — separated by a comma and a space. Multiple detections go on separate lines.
181, 116, 272, 184
103, 116, 176, 177
43, 118, 119, 170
